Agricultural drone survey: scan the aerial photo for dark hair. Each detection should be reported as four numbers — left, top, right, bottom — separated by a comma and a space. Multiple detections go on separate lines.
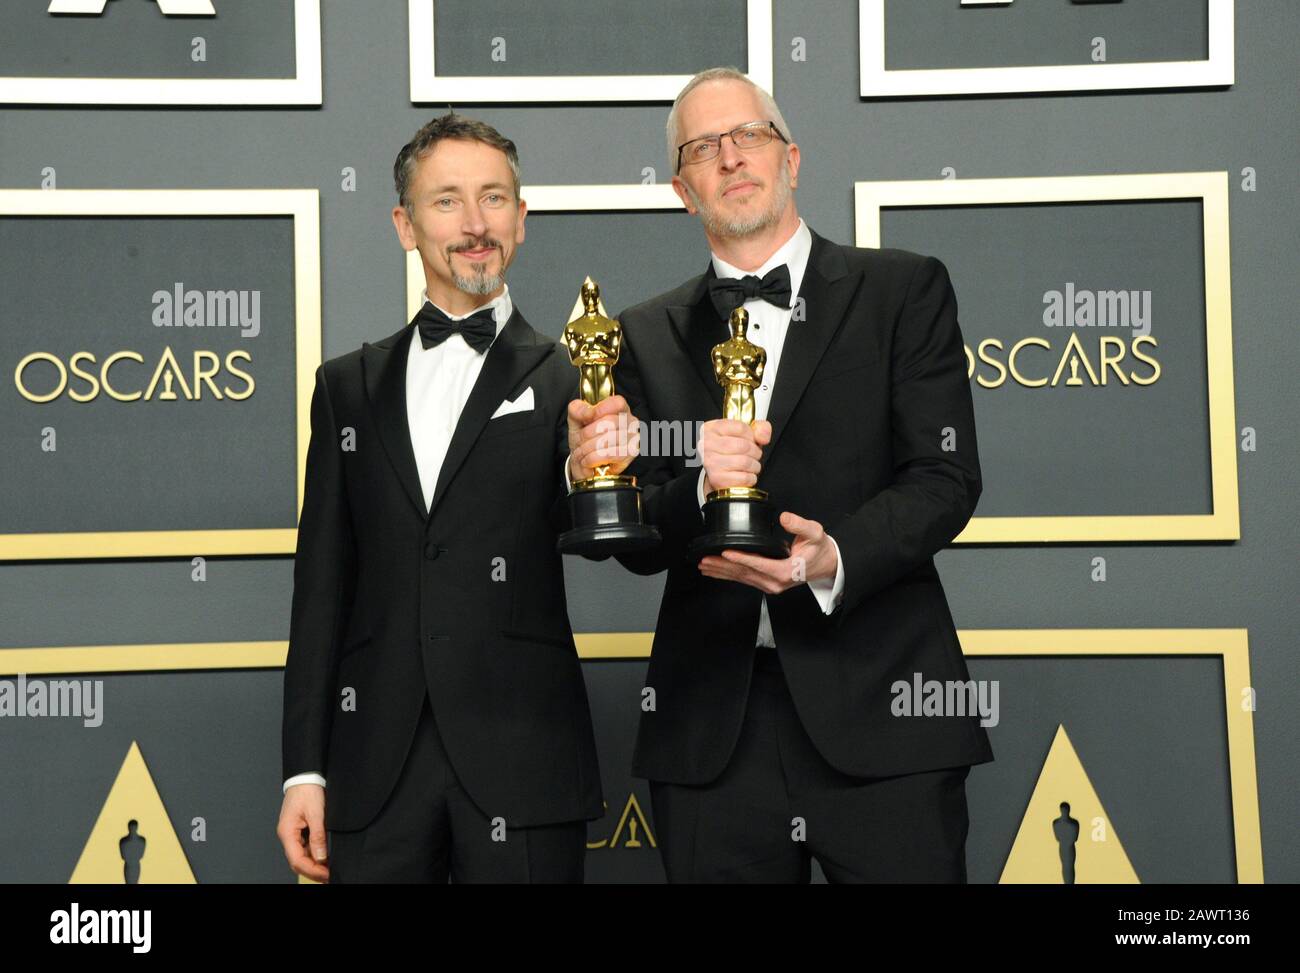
393, 112, 521, 216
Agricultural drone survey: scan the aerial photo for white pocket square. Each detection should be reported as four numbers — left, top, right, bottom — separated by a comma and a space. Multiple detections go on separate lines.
490, 386, 534, 419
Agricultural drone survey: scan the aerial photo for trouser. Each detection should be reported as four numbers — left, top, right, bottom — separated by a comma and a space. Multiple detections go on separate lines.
328, 691, 586, 883
649, 648, 972, 883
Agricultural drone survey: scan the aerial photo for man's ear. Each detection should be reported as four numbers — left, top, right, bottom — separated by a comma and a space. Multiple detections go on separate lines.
515, 196, 527, 245
785, 143, 801, 188
392, 205, 416, 251
670, 175, 696, 214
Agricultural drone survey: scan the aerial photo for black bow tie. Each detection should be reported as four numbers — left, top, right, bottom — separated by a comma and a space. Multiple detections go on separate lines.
415, 303, 498, 354
706, 264, 793, 321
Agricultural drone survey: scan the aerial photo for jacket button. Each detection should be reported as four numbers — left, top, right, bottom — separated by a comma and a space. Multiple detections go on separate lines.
424, 542, 440, 560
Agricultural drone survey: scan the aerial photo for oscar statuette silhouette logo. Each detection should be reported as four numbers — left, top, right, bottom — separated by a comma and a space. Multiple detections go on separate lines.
70, 741, 195, 883
1000, 725, 1138, 883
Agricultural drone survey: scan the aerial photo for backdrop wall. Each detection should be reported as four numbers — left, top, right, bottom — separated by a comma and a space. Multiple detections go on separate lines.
0, 0, 1294, 884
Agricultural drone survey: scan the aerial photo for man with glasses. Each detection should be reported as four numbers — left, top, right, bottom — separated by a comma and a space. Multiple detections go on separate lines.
569, 67, 992, 882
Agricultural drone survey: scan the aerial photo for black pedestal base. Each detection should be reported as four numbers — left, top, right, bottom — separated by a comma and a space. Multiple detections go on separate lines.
688, 493, 790, 560
558, 484, 661, 558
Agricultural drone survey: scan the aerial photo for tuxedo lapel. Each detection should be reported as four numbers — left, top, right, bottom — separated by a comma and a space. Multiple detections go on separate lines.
362, 322, 427, 520
666, 268, 728, 415
426, 308, 552, 521
763, 230, 859, 461
362, 309, 554, 523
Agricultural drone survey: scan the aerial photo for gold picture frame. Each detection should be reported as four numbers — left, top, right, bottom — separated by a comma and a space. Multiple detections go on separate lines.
859, 0, 1234, 98
855, 172, 1239, 544
0, 188, 321, 559
408, 0, 772, 103
0, 627, 1262, 883
0, 0, 321, 105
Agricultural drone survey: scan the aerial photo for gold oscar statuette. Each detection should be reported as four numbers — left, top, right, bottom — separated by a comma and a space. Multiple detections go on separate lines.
688, 306, 790, 559
556, 277, 661, 557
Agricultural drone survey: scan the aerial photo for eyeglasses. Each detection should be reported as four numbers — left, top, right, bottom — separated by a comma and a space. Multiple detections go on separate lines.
675, 121, 788, 172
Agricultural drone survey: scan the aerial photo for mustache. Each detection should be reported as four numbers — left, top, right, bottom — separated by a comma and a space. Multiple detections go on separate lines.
717, 176, 764, 199
447, 237, 502, 255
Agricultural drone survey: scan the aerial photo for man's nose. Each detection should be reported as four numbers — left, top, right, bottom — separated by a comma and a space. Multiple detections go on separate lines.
717, 135, 746, 173
461, 202, 488, 237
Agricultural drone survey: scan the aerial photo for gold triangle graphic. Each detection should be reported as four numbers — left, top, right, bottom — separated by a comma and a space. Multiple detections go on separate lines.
70, 741, 195, 884
607, 792, 656, 849
1000, 724, 1138, 884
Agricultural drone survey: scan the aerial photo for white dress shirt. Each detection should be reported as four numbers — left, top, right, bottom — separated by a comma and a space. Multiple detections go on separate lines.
702, 219, 845, 646
284, 285, 512, 794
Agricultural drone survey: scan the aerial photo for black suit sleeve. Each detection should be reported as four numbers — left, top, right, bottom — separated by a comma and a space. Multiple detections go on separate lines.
826, 255, 981, 624
612, 318, 707, 576
548, 360, 579, 536
281, 364, 358, 780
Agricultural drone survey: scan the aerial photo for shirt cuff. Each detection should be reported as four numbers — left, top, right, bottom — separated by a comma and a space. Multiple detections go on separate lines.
696, 467, 707, 513
806, 534, 845, 615
283, 772, 326, 794
564, 452, 577, 494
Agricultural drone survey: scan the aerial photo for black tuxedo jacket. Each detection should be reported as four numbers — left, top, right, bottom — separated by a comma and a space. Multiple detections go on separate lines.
614, 228, 994, 784
281, 308, 604, 832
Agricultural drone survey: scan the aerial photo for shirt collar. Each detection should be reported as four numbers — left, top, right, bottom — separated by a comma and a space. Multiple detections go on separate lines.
418, 283, 513, 342
709, 218, 812, 306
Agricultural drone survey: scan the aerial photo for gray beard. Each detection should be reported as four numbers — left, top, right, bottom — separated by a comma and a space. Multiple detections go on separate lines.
452, 264, 504, 296
689, 166, 793, 239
